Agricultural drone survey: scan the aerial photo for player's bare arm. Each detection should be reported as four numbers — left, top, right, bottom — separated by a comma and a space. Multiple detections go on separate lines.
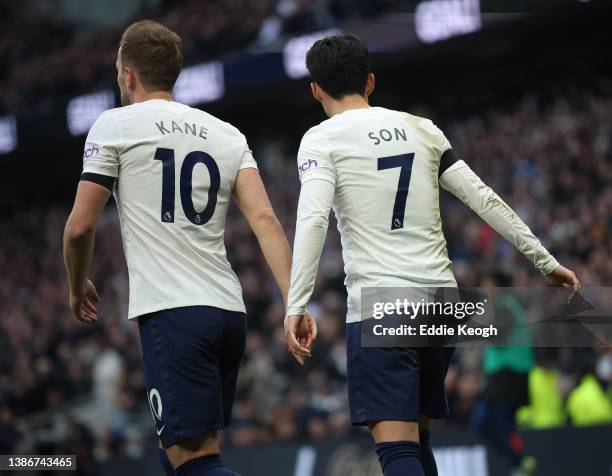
63, 180, 111, 323
232, 167, 292, 303
233, 167, 317, 363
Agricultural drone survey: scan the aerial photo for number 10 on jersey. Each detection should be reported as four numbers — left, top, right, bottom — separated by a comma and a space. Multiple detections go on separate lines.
154, 147, 220, 225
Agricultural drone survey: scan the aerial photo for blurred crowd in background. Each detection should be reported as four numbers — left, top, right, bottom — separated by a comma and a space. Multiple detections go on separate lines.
1, 0, 612, 471
1, 85, 611, 464
0, 0, 396, 114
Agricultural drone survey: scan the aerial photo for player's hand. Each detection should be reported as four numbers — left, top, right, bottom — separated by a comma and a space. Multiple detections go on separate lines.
69, 279, 100, 323
284, 313, 317, 365
296, 311, 317, 351
546, 265, 581, 302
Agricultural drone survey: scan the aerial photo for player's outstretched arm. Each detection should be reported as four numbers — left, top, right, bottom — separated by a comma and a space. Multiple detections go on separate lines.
440, 160, 581, 294
63, 180, 111, 323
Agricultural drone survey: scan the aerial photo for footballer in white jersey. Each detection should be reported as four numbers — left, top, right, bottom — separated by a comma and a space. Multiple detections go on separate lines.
292, 106, 460, 324
82, 99, 255, 319
283, 34, 580, 476
63, 21, 297, 476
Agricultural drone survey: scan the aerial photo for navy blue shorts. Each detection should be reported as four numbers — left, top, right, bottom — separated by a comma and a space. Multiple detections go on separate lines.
138, 306, 246, 448
347, 321, 454, 425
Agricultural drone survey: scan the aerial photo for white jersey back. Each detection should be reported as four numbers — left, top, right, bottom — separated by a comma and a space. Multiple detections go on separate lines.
297, 107, 457, 322
82, 99, 256, 318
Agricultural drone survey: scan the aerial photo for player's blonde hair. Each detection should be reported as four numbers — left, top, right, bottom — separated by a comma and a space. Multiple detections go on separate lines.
120, 20, 183, 92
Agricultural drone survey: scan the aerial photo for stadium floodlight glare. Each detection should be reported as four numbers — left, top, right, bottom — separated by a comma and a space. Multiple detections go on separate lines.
283, 28, 341, 79
67, 90, 115, 136
0, 115, 17, 155
415, 0, 482, 44
173, 62, 225, 106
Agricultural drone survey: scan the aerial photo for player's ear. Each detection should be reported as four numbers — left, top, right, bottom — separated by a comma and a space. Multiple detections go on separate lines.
365, 73, 375, 98
126, 68, 137, 92
310, 82, 324, 103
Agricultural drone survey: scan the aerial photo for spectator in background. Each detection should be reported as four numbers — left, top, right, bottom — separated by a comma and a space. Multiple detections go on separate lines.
0, 405, 22, 454
59, 420, 99, 476
472, 272, 536, 476
595, 350, 612, 405
92, 335, 123, 405
516, 350, 565, 429
567, 357, 612, 426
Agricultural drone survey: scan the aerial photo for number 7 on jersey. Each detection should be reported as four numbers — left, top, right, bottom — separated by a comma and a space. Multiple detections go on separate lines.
377, 153, 415, 230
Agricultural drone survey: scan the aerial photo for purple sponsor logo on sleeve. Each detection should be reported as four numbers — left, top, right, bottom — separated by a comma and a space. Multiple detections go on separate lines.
298, 158, 318, 174
83, 144, 100, 160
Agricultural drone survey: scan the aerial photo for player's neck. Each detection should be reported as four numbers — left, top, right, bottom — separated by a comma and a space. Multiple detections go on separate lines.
326, 95, 370, 117
131, 90, 173, 104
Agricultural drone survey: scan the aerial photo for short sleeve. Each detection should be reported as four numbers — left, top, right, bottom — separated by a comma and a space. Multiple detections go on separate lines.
238, 133, 258, 170
297, 128, 336, 186
82, 111, 122, 178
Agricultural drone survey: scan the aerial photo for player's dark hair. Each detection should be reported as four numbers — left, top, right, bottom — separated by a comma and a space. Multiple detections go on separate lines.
120, 20, 183, 92
306, 34, 370, 100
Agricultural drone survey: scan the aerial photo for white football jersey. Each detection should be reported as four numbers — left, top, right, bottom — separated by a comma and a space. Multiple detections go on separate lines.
82, 99, 257, 319
297, 107, 457, 322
